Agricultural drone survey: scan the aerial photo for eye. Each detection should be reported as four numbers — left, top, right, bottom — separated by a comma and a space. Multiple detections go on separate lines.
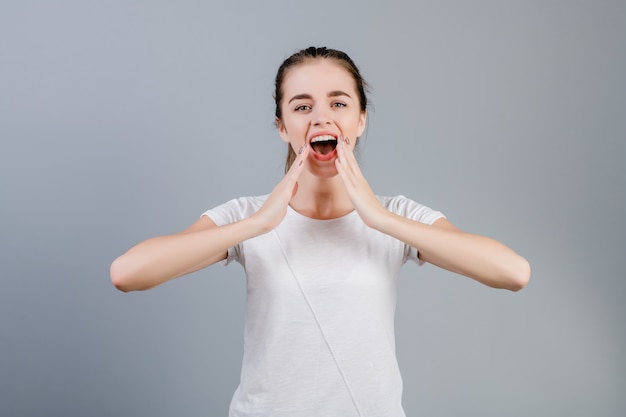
294, 104, 311, 112
332, 102, 347, 108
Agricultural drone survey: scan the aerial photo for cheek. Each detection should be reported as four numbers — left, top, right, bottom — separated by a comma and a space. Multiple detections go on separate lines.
287, 119, 309, 135
346, 114, 364, 135
279, 120, 307, 144
355, 113, 366, 136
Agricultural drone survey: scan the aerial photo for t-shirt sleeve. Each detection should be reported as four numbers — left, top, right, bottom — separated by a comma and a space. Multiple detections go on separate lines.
382, 195, 446, 265
200, 195, 266, 266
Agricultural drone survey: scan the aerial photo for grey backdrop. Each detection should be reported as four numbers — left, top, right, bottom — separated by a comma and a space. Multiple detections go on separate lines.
1, 1, 624, 416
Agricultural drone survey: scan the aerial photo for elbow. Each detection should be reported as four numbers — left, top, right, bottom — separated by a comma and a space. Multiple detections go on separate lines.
505, 256, 531, 292
110, 257, 136, 292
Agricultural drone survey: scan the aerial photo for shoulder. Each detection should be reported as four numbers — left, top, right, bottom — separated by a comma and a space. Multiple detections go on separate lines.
377, 194, 446, 225
226, 194, 269, 211
376, 194, 421, 212
202, 194, 268, 225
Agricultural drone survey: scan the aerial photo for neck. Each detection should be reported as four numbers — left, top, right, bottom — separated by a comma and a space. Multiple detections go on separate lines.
289, 172, 354, 220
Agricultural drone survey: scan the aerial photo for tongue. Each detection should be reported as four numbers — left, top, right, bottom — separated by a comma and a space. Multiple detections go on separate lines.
312, 142, 336, 155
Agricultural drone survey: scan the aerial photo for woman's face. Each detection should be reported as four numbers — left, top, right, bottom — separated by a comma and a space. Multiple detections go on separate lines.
277, 59, 367, 176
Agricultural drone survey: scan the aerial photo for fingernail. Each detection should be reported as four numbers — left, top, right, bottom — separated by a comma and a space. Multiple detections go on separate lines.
298, 160, 303, 166
298, 145, 305, 154
345, 137, 350, 145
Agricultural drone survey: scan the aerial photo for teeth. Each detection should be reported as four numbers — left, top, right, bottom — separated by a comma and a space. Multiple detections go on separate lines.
311, 134, 336, 143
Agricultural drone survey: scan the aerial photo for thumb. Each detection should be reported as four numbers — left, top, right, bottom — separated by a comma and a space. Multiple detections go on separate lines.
291, 181, 299, 199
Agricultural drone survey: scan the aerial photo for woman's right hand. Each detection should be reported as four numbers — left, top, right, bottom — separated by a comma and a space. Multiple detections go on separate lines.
110, 144, 309, 292
253, 143, 309, 232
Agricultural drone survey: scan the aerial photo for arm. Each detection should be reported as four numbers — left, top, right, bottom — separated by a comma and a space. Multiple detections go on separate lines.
110, 215, 266, 292
335, 136, 530, 291
110, 143, 312, 292
372, 214, 530, 291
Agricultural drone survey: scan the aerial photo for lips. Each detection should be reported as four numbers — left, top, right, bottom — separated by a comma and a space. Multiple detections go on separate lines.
309, 134, 338, 157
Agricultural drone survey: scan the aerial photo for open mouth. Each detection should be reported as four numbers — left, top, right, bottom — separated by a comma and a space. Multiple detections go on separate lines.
310, 134, 338, 155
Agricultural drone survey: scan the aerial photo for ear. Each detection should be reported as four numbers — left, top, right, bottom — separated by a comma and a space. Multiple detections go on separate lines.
356, 110, 367, 137
276, 118, 290, 144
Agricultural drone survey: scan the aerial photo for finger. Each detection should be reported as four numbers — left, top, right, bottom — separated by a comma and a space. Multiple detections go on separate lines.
286, 142, 309, 176
335, 159, 353, 193
291, 181, 299, 198
339, 135, 356, 161
337, 136, 360, 177
295, 141, 310, 170
335, 137, 352, 179
279, 144, 308, 197
343, 136, 361, 169
335, 145, 358, 189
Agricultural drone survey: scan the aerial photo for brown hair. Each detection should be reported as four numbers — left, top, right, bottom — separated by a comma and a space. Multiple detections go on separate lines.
274, 47, 369, 173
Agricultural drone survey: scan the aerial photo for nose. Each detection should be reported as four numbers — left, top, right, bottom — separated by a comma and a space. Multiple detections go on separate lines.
311, 106, 332, 126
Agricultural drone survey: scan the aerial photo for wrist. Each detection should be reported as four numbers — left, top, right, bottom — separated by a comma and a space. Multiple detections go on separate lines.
247, 212, 275, 235
364, 206, 394, 232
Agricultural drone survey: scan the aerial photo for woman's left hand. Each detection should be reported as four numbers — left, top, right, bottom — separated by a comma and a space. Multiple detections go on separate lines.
336, 135, 530, 290
335, 136, 387, 228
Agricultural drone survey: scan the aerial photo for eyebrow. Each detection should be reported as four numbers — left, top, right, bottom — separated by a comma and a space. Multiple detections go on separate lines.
287, 90, 352, 104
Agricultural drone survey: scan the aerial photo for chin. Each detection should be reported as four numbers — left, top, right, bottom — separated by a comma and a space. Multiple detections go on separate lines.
308, 162, 339, 179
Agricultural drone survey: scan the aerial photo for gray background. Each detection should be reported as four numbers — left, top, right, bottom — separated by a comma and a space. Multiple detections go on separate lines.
1, 1, 624, 416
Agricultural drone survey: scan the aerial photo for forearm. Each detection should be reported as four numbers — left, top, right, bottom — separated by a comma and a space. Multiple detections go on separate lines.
372, 211, 530, 291
110, 216, 265, 292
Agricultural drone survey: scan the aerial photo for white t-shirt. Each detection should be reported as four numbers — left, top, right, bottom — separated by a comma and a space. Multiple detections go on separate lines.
203, 195, 444, 417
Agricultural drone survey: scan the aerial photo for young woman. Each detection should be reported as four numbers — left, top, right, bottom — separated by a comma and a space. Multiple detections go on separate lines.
111, 47, 530, 417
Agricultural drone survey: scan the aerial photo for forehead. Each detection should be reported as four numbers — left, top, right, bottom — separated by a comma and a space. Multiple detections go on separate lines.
282, 59, 357, 95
